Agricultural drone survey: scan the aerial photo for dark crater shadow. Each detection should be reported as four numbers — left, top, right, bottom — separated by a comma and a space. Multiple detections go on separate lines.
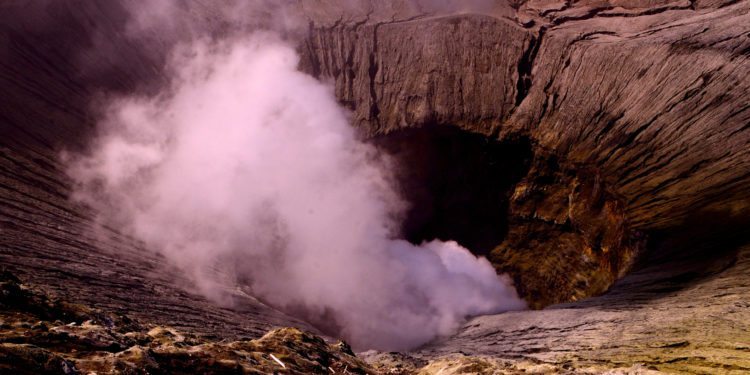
556, 208, 750, 310
370, 125, 533, 256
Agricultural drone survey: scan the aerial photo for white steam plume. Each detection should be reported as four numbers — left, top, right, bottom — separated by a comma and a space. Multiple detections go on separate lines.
66, 9, 524, 352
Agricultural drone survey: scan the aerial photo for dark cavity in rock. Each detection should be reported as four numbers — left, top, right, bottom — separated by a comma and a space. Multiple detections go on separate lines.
372, 125, 533, 256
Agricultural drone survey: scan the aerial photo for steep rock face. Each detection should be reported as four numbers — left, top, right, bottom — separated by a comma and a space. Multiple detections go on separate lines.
510, 3, 750, 231
299, 0, 750, 306
302, 14, 532, 134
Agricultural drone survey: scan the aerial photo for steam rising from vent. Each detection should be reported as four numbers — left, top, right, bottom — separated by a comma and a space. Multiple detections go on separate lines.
65, 6, 524, 351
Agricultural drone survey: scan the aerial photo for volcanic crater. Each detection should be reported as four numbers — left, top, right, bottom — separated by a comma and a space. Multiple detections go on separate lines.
1, 0, 750, 373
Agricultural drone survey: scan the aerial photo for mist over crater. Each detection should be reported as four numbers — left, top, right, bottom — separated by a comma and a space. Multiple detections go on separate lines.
64, 32, 525, 351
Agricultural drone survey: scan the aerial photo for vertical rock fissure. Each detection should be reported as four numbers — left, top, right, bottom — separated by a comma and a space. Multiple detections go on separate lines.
368, 23, 382, 127
303, 21, 322, 79
515, 26, 546, 107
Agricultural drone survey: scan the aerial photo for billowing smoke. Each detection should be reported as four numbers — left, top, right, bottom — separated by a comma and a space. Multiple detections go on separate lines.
65, 1, 524, 351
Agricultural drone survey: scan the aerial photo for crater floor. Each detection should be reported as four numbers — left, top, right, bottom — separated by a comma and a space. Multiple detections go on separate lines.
414, 244, 750, 373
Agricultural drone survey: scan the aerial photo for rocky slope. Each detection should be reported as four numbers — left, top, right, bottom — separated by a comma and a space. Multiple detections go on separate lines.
1, 0, 749, 373
414, 241, 750, 373
0, 271, 374, 374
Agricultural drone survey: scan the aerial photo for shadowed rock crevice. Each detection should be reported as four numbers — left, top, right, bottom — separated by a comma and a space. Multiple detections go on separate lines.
371, 125, 534, 256
624, 207, 750, 299
371, 126, 647, 308
514, 26, 547, 107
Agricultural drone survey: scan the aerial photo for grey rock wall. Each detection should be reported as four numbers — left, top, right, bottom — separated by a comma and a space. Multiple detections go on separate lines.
300, 0, 750, 233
